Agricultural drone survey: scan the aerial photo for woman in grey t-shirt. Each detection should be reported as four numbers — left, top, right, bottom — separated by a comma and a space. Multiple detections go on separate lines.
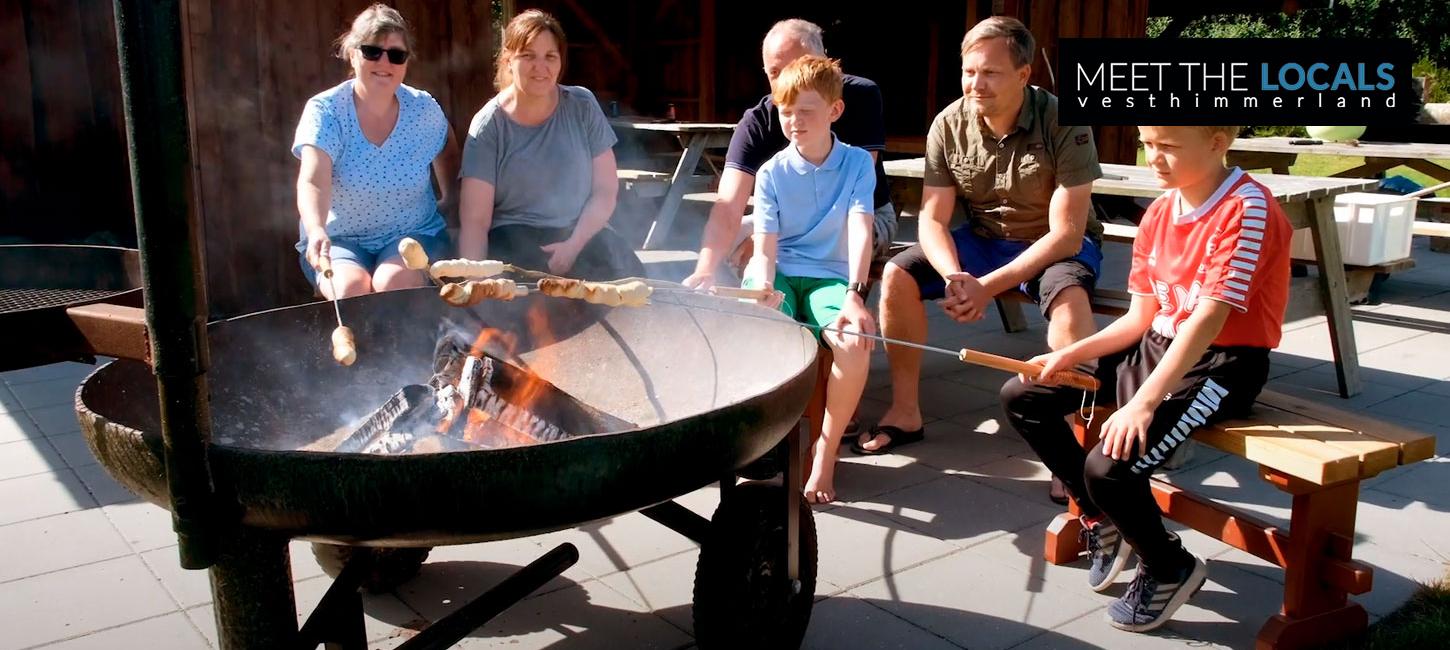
458, 10, 643, 281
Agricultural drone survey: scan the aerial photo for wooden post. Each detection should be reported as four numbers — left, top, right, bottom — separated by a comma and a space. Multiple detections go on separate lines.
1255, 474, 1369, 650
1305, 196, 1362, 397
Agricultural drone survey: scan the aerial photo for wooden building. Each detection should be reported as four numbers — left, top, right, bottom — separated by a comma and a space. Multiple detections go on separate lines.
3, 0, 1313, 317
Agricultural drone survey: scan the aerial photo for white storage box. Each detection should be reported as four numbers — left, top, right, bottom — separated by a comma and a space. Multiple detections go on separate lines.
1290, 192, 1417, 266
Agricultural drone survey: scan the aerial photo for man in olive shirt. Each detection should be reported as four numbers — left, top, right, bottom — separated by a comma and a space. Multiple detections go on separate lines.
860, 17, 1103, 473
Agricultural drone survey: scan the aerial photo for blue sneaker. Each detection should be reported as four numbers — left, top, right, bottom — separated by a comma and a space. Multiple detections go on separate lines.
1081, 518, 1133, 592
1106, 555, 1208, 632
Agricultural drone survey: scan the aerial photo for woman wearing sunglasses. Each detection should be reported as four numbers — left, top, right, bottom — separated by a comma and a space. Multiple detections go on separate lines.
292, 4, 460, 297
458, 10, 644, 280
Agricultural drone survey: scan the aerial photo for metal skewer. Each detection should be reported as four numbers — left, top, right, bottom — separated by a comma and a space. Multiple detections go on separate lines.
651, 292, 1100, 391
318, 255, 345, 328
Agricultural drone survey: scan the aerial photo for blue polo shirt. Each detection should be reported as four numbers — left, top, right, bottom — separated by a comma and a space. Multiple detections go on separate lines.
753, 137, 876, 280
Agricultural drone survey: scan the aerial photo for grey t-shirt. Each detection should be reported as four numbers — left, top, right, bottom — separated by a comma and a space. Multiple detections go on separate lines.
461, 85, 617, 230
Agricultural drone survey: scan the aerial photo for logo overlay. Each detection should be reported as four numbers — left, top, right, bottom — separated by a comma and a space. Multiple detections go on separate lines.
1058, 38, 1414, 126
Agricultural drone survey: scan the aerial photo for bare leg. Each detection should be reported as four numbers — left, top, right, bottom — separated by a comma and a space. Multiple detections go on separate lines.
371, 257, 428, 292
807, 328, 872, 503
861, 262, 927, 451
319, 263, 372, 299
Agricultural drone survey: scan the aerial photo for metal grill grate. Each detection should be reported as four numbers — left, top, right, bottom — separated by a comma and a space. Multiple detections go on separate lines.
0, 288, 128, 314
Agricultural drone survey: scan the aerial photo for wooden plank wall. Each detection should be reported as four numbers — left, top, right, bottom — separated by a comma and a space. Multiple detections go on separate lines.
181, 0, 495, 316
1, 0, 132, 246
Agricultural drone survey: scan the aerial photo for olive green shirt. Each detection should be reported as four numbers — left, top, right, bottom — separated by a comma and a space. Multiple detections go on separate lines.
923, 86, 1103, 242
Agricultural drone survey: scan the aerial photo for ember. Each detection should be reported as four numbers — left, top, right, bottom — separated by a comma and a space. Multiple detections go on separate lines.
331, 324, 634, 455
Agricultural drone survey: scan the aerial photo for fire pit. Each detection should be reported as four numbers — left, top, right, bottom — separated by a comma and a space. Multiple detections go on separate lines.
76, 284, 821, 647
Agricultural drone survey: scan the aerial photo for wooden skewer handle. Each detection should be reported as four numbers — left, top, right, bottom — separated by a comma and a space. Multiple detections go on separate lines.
317, 254, 333, 279
957, 349, 1100, 391
709, 286, 773, 300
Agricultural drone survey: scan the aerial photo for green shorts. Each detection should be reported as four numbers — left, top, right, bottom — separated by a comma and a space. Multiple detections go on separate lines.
750, 272, 847, 344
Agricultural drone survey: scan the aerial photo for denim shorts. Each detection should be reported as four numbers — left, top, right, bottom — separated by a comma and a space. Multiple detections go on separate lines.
296, 227, 451, 288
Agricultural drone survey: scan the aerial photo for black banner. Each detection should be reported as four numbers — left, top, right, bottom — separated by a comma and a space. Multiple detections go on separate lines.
1057, 38, 1416, 126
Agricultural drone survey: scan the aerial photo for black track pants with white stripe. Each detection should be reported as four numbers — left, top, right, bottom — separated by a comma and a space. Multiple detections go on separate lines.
1000, 331, 1269, 580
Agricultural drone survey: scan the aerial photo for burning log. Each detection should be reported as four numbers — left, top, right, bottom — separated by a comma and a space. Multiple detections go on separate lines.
329, 328, 634, 454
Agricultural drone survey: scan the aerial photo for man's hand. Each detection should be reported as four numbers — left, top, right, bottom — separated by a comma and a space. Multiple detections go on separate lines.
728, 238, 754, 273
941, 272, 989, 322
827, 292, 876, 353
1099, 400, 1155, 461
540, 238, 585, 275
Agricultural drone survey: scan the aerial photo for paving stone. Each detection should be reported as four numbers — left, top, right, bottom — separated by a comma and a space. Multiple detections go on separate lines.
0, 555, 175, 649
397, 536, 588, 617
187, 580, 423, 647
25, 403, 84, 437
35, 612, 208, 650
454, 578, 692, 649
8, 377, 83, 410
1349, 333, 1450, 387
897, 414, 1031, 476
0, 469, 96, 526
848, 547, 1101, 650
810, 507, 962, 593
47, 432, 99, 468
802, 596, 960, 650
141, 546, 214, 609
0, 438, 66, 480
0, 386, 19, 415
1366, 456, 1450, 508
524, 512, 699, 581
840, 475, 1059, 551
1270, 369, 1410, 411
73, 462, 138, 506
1420, 379, 1450, 397
0, 409, 43, 443
1, 362, 96, 388
1353, 493, 1450, 563
833, 455, 945, 504
0, 509, 131, 583
595, 547, 700, 633
103, 500, 180, 552
1272, 320, 1429, 362
1366, 389, 1450, 428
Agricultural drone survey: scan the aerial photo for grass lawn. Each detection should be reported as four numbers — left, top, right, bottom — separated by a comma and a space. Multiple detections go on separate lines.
1133, 150, 1450, 198
1331, 568, 1450, 649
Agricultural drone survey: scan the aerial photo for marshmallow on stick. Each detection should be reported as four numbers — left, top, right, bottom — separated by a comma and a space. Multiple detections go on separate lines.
397, 238, 429, 270
439, 280, 528, 307
430, 258, 507, 281
331, 325, 357, 366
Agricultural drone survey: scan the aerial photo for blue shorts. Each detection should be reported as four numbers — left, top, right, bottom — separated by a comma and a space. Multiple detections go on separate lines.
889, 226, 1102, 318
296, 227, 451, 288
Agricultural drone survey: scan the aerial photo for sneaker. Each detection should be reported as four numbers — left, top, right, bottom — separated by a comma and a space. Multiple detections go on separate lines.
1081, 518, 1133, 592
1106, 555, 1208, 633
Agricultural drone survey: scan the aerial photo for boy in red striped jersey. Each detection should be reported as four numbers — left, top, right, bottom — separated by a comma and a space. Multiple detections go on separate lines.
999, 126, 1291, 633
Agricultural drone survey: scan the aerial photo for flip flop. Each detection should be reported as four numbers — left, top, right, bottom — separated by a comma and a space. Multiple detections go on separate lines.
851, 424, 925, 456
1048, 476, 1070, 506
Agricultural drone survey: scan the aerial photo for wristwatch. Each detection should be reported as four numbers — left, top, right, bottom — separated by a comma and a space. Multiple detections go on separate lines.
846, 282, 869, 297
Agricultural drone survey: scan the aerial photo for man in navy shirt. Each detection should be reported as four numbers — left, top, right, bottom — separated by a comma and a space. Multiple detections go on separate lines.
683, 18, 896, 290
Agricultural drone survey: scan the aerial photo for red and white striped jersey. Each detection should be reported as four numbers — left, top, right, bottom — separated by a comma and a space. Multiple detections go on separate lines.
1128, 168, 1291, 349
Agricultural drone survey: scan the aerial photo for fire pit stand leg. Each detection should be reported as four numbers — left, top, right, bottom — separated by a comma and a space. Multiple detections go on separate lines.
785, 421, 803, 584
208, 528, 299, 649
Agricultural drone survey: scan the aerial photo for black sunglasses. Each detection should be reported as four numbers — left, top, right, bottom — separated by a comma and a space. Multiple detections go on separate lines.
359, 45, 409, 65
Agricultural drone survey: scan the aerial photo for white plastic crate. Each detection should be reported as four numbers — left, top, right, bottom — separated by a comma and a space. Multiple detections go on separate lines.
1290, 192, 1418, 266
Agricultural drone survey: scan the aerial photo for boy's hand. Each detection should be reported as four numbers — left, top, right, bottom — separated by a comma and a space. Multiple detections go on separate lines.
682, 271, 715, 291
1022, 349, 1079, 385
759, 282, 784, 309
941, 272, 988, 322
829, 293, 876, 353
1099, 401, 1155, 461
540, 238, 584, 275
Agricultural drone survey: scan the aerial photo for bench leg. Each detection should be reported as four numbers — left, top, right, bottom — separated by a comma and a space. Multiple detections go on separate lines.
1256, 479, 1368, 650
1044, 409, 1108, 564
995, 298, 1029, 333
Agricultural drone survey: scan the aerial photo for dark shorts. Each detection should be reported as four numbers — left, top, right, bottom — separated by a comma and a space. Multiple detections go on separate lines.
296, 227, 451, 288
889, 226, 1102, 319
489, 224, 645, 281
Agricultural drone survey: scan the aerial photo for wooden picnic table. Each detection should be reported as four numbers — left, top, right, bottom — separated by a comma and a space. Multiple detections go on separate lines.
1229, 136, 1450, 181
610, 119, 735, 250
883, 158, 1377, 397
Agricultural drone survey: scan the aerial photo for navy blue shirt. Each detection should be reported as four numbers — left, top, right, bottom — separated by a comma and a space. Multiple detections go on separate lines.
724, 74, 890, 210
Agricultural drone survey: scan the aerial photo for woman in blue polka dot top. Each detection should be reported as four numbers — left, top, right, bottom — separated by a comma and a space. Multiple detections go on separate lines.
458, 10, 644, 281
292, 4, 460, 297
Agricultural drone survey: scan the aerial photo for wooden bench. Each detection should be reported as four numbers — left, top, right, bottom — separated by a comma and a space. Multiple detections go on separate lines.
1418, 196, 1450, 253
1044, 390, 1435, 649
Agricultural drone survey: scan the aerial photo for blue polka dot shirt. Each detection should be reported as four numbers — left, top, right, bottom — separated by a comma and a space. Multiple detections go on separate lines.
292, 79, 448, 250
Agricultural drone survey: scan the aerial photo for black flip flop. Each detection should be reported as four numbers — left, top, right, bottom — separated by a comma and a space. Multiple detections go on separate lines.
851, 424, 925, 456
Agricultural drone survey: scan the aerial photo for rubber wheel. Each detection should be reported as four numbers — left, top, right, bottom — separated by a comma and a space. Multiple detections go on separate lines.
312, 543, 432, 593
693, 481, 817, 649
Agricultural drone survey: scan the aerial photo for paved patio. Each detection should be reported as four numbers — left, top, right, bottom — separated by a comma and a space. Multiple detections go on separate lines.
3, 237, 1448, 649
